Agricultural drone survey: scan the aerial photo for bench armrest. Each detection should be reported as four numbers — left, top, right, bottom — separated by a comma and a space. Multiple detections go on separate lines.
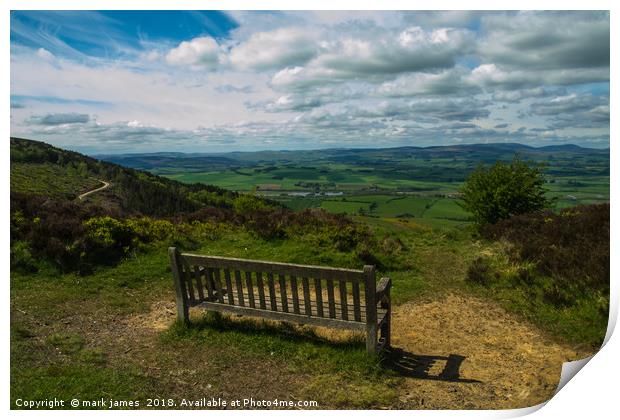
376, 277, 391, 302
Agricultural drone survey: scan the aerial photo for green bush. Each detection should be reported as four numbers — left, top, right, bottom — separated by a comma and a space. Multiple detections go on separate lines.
82, 217, 138, 266
459, 156, 551, 227
232, 194, 264, 214
126, 217, 175, 242
10, 241, 38, 273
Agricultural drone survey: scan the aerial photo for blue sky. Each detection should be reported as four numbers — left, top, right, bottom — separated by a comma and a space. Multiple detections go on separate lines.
10, 11, 610, 154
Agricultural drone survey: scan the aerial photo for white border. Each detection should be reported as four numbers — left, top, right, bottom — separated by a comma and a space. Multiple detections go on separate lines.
3, 1, 617, 419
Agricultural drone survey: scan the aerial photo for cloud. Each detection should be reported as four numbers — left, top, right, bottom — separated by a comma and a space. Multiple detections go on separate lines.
491, 87, 559, 103
36, 48, 54, 60
268, 25, 474, 92
26, 112, 90, 125
400, 11, 483, 28
10, 11, 610, 152
315, 26, 473, 75
215, 84, 254, 94
469, 64, 609, 90
479, 11, 610, 71
228, 27, 319, 71
297, 96, 491, 125
165, 37, 222, 69
376, 68, 480, 97
528, 93, 610, 128
250, 95, 324, 113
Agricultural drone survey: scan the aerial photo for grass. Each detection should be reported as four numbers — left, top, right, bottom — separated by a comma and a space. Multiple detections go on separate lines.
462, 239, 608, 347
10, 219, 476, 408
10, 321, 156, 409
11, 162, 101, 199
10, 213, 607, 408
163, 313, 401, 408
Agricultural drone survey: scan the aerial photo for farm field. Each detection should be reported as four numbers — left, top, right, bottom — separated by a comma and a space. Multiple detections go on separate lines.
105, 144, 609, 227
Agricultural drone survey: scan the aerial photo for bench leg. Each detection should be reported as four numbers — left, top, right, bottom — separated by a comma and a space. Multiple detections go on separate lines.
176, 300, 189, 325
381, 310, 391, 348
366, 323, 377, 355
380, 288, 391, 348
169, 247, 190, 325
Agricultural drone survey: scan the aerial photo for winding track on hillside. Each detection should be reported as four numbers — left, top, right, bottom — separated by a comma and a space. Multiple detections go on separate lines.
78, 180, 110, 200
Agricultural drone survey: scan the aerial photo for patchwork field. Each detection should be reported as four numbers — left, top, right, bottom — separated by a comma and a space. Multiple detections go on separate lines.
102, 143, 609, 227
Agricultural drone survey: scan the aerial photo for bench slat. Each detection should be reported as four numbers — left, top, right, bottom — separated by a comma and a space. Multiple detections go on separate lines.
224, 269, 234, 305
205, 267, 215, 300
192, 265, 205, 301
352, 281, 361, 322
235, 270, 245, 307
196, 300, 368, 331
256, 272, 266, 309
339, 280, 348, 321
314, 278, 324, 317
245, 271, 255, 308
192, 293, 385, 325
302, 277, 312, 316
267, 272, 277, 311
182, 254, 364, 282
214, 268, 225, 304
279, 274, 289, 313
327, 278, 336, 319
290, 276, 300, 314
183, 264, 196, 303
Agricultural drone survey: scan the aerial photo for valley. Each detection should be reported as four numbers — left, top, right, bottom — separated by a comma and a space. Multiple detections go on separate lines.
100, 143, 609, 227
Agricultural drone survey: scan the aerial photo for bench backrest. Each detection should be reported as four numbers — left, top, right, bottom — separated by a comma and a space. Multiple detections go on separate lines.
170, 248, 376, 324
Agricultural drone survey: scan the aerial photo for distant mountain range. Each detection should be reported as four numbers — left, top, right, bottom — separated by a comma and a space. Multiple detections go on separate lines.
95, 142, 609, 173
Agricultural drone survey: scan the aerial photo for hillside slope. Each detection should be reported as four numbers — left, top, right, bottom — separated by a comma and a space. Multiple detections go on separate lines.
11, 137, 239, 216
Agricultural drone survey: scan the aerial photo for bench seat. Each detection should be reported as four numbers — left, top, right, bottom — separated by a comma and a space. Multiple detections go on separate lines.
169, 247, 392, 354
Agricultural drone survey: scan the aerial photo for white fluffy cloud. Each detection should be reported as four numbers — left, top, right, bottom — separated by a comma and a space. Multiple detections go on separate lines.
376, 68, 479, 97
165, 37, 222, 69
228, 27, 320, 71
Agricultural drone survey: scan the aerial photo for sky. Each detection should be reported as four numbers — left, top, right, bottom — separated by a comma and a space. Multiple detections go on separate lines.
9, 10, 610, 154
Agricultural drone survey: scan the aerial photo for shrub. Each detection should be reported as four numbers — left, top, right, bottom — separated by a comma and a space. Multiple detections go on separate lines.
81, 216, 140, 270
459, 156, 551, 227
232, 194, 271, 214
126, 217, 175, 242
466, 257, 493, 286
10, 241, 38, 273
483, 203, 609, 300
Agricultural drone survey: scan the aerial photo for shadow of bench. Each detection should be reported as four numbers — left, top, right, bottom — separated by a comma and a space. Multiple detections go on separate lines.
383, 347, 481, 383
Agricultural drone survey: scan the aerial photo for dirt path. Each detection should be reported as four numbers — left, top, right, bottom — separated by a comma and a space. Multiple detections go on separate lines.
388, 293, 588, 409
78, 180, 110, 200
78, 292, 590, 409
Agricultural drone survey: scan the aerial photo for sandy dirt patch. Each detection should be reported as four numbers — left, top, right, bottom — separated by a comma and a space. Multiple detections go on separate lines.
388, 293, 588, 409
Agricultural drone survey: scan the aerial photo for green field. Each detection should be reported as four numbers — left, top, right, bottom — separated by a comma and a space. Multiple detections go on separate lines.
124, 145, 609, 226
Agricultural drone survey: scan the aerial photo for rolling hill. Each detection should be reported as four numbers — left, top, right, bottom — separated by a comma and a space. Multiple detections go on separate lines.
97, 142, 609, 176
10, 137, 239, 217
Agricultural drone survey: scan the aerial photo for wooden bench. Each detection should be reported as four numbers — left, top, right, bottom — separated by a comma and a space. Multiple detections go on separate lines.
169, 247, 392, 354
